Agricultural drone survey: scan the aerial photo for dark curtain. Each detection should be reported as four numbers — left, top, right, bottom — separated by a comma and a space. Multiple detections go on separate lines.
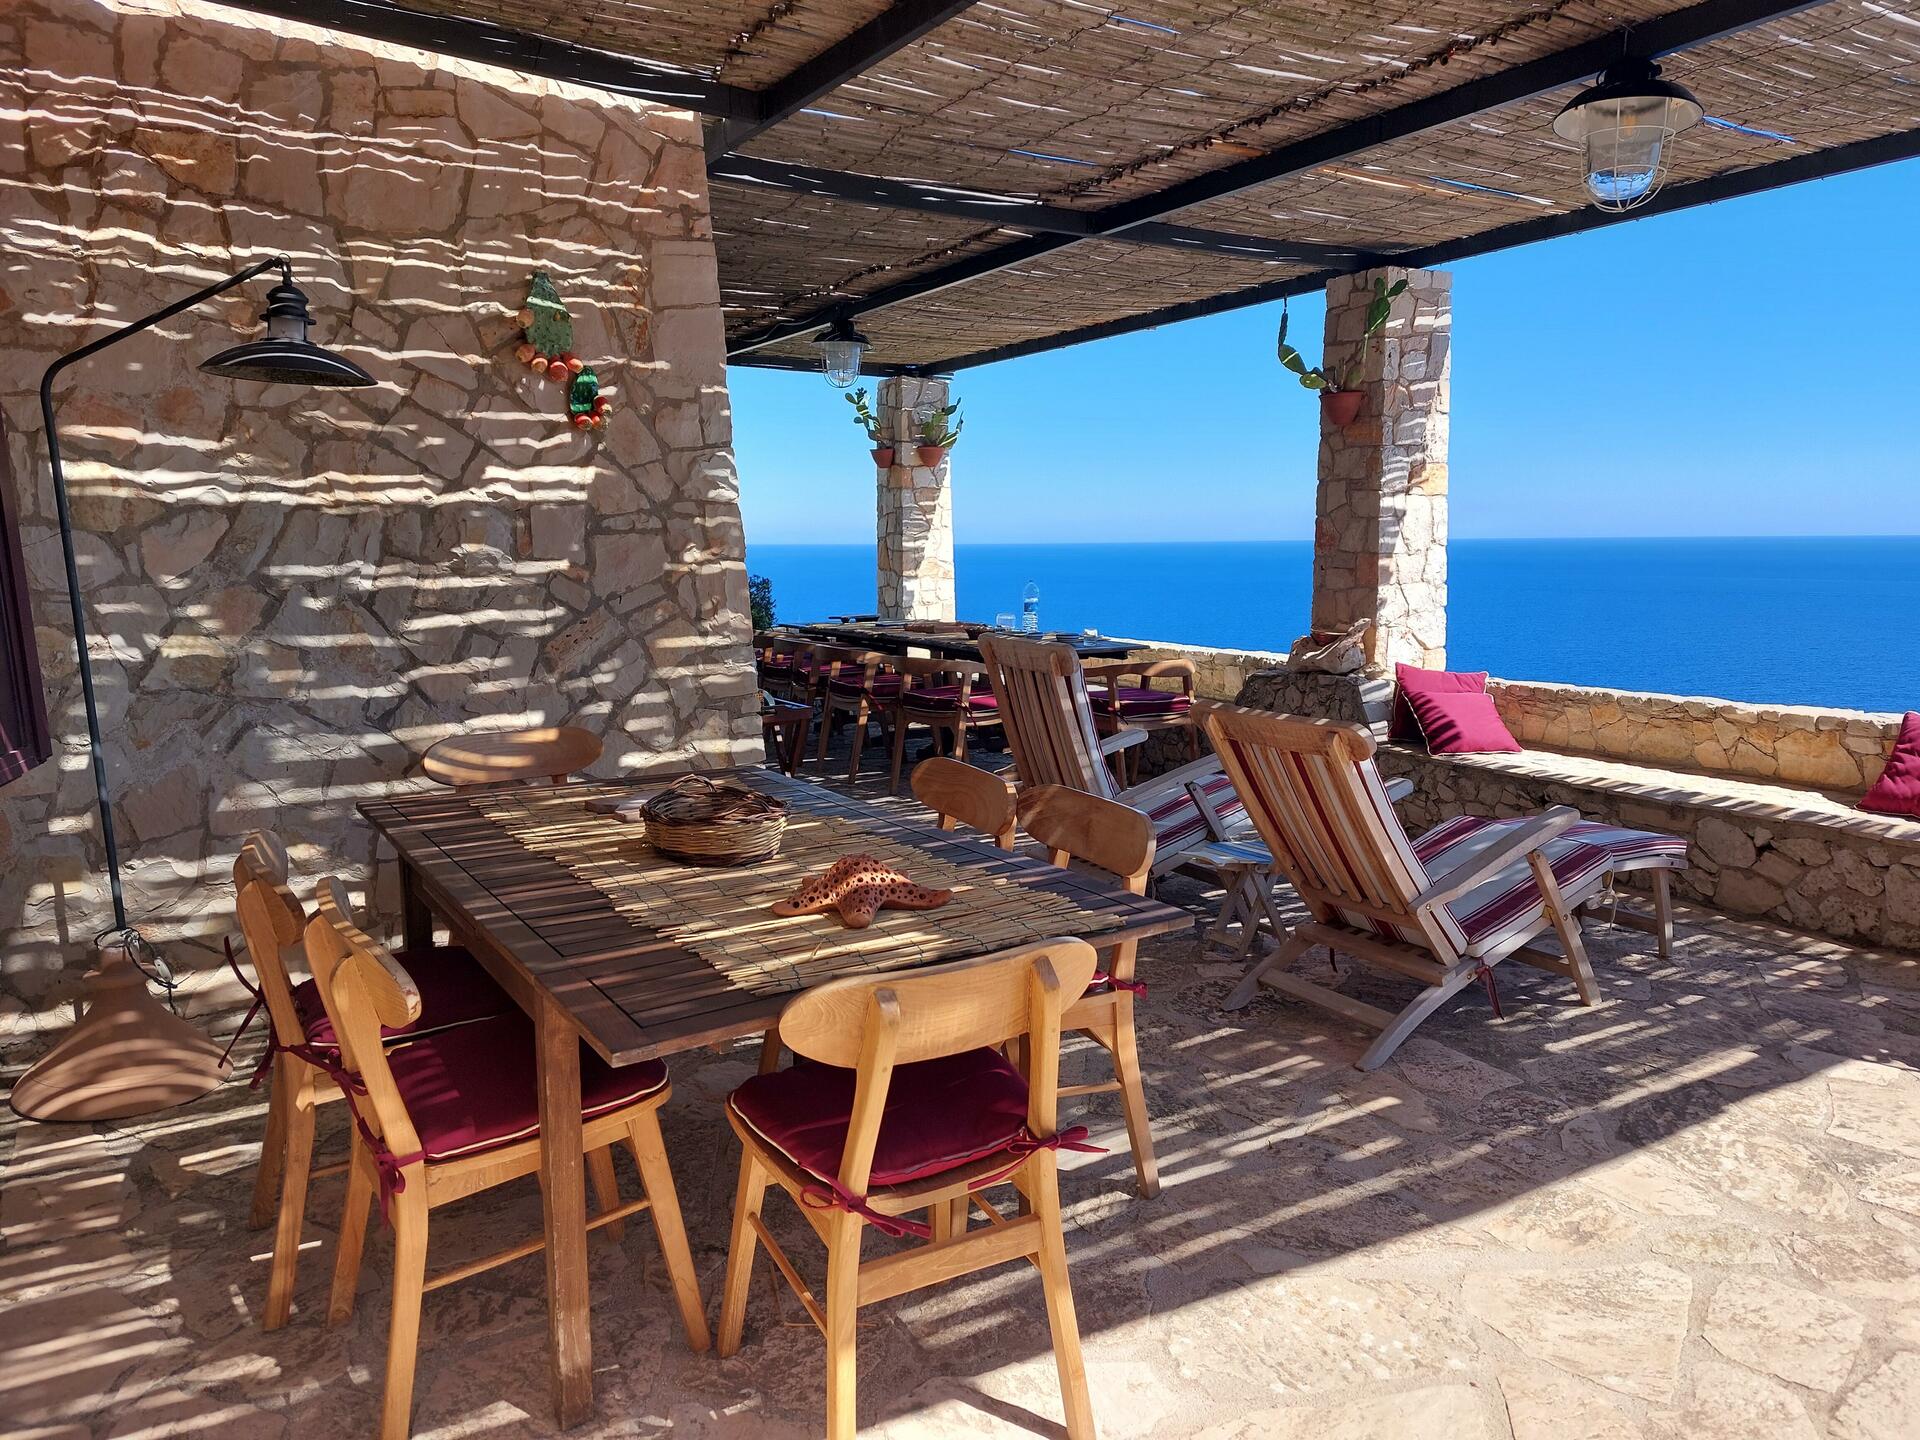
0, 414, 51, 785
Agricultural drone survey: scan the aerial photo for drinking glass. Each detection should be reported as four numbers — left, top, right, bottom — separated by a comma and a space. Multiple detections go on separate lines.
994, 612, 1016, 631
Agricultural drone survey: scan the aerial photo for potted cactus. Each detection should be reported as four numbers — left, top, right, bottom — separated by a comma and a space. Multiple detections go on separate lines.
916, 401, 963, 467
847, 388, 894, 467
1277, 276, 1408, 427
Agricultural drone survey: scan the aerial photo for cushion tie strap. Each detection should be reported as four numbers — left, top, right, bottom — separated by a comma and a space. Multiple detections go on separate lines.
249, 1031, 367, 1096
1091, 970, 1147, 998
347, 1108, 424, 1226
218, 934, 268, 1068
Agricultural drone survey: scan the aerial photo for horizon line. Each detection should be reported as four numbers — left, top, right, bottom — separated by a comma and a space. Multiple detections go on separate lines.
747, 533, 1919, 546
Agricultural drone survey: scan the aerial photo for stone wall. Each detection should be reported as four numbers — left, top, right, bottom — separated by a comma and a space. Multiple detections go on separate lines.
874, 375, 954, 622
1308, 267, 1450, 672
0, 0, 759, 1033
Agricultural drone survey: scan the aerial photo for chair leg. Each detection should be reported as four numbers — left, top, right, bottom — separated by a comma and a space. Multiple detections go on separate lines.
249, 1060, 292, 1230
1109, 1000, 1159, 1199
1355, 968, 1478, 1071
816, 701, 835, 764
263, 1084, 317, 1330
823, 1212, 864, 1440
889, 715, 910, 794
1532, 853, 1601, 1006
847, 699, 870, 780
1026, 1159, 1095, 1440
1224, 929, 1314, 1010
716, 1150, 769, 1357
329, 1144, 375, 1325
378, 1189, 430, 1440
586, 1144, 625, 1243
625, 1112, 712, 1352
1652, 870, 1674, 959
952, 720, 968, 765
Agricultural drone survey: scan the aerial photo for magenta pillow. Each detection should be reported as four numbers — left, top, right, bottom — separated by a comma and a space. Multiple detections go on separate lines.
1860, 712, 1920, 818
1406, 688, 1521, 754
1393, 664, 1489, 740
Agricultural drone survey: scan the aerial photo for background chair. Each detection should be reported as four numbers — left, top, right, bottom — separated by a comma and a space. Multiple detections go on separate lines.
421, 725, 601, 788
1197, 701, 1617, 1070
1087, 657, 1200, 783
886, 656, 1000, 792
815, 646, 899, 779
1017, 786, 1162, 1197
716, 939, 1103, 1440
911, 756, 1017, 849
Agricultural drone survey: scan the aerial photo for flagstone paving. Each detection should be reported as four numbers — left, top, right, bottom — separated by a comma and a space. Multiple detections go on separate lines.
4, 762, 1918, 1439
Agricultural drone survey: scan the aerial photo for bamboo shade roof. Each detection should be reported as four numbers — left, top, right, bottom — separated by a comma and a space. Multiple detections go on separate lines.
264, 0, 1920, 372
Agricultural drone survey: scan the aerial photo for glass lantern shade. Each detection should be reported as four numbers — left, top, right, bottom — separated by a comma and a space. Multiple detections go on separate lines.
1553, 60, 1702, 213
814, 314, 869, 388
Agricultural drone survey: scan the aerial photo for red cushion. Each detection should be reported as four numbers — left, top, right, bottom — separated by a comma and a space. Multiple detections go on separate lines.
828, 673, 903, 697
1393, 664, 1488, 740
381, 1015, 668, 1162
729, 1048, 1030, 1188
296, 944, 510, 1049
1861, 711, 1920, 818
900, 683, 999, 714
1405, 688, 1521, 754
1094, 686, 1191, 717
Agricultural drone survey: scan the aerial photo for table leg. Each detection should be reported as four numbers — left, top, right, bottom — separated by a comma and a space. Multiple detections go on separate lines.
787, 713, 811, 775
535, 996, 593, 1427
399, 859, 432, 952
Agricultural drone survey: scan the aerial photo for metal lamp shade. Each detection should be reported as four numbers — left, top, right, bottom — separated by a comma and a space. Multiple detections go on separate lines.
1553, 60, 1703, 213
199, 277, 375, 387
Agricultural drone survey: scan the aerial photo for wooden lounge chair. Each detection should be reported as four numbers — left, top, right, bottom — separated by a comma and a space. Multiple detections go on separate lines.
911, 755, 1018, 848
1197, 701, 1617, 1071
977, 632, 1248, 878
1017, 785, 1161, 1196
716, 939, 1103, 1440
309, 881, 709, 1439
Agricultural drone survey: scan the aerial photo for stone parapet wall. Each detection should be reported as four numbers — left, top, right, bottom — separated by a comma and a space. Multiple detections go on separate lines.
0, 0, 758, 1030
1487, 679, 1902, 794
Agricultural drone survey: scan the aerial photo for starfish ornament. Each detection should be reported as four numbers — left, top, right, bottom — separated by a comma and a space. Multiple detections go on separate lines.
771, 854, 953, 930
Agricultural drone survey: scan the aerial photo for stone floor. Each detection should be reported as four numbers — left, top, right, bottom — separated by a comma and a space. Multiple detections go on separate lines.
5, 747, 1920, 1440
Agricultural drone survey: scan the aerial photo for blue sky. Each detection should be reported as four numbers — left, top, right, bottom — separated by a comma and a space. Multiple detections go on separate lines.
729, 156, 1920, 545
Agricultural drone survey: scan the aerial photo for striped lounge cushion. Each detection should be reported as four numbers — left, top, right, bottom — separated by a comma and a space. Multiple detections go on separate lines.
1411, 814, 1623, 955
1143, 770, 1247, 857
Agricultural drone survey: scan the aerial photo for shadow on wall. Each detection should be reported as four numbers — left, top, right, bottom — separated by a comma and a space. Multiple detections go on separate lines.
0, 0, 758, 1028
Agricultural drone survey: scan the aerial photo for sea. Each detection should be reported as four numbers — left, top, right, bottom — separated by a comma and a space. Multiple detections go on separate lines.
745, 537, 1920, 715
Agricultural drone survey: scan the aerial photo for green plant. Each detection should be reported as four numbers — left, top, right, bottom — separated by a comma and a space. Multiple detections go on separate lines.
748, 573, 775, 631
846, 387, 887, 444
918, 401, 964, 449
1276, 276, 1408, 394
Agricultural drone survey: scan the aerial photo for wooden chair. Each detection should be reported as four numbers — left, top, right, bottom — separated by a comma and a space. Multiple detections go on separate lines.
814, 645, 898, 779
716, 939, 1103, 1440
233, 834, 508, 1331
1017, 786, 1161, 1197
977, 632, 1249, 879
911, 756, 1017, 848
421, 725, 601, 788
307, 881, 710, 1440
886, 656, 1000, 792
1086, 657, 1200, 784
1197, 701, 1619, 1071
753, 629, 802, 700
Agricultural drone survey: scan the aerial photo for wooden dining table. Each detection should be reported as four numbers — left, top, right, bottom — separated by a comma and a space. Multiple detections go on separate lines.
358, 766, 1192, 1429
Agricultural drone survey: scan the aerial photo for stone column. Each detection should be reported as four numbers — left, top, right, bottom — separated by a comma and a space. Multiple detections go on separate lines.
1308, 266, 1451, 672
874, 375, 956, 621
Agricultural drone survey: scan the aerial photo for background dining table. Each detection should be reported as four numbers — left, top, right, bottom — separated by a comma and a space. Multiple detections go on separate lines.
358, 766, 1191, 1428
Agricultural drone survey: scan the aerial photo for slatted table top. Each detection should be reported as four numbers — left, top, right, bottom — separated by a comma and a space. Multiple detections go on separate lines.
360, 769, 1193, 1065
789, 621, 1140, 662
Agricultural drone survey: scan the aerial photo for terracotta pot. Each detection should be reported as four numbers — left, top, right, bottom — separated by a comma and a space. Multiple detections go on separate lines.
870, 445, 896, 468
1321, 389, 1365, 426
916, 444, 949, 467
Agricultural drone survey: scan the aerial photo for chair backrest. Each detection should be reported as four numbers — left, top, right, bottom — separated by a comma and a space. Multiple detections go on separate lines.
232, 831, 312, 1048
912, 757, 1017, 848
1015, 786, 1153, 895
977, 634, 1116, 800
422, 725, 601, 788
776, 939, 1098, 1197
1194, 701, 1467, 958
305, 879, 427, 1162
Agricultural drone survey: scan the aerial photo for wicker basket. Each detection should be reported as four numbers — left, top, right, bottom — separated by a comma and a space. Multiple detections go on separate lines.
639, 775, 787, 866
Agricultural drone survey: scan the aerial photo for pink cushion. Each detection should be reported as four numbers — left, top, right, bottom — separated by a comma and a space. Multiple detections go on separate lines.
900, 683, 999, 714
828, 673, 902, 698
296, 944, 511, 1049
1405, 688, 1521, 754
382, 1015, 668, 1163
1393, 664, 1488, 740
729, 1048, 1030, 1188
1094, 686, 1191, 717
1861, 712, 1920, 818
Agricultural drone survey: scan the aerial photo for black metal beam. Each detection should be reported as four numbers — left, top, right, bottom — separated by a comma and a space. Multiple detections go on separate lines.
708, 155, 1384, 266
208, 0, 762, 118
896, 124, 1920, 375
723, 0, 1824, 361
706, 0, 984, 161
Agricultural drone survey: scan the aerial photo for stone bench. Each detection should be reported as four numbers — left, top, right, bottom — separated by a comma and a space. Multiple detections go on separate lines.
1374, 741, 1920, 954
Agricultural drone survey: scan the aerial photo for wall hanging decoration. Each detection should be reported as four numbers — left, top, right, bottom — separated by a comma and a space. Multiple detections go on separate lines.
512, 270, 610, 430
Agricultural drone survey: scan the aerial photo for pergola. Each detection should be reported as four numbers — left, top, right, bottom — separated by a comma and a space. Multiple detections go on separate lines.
216, 0, 1920, 375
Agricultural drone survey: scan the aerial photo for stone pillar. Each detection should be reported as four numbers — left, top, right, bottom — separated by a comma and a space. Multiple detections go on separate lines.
1309, 266, 1451, 672
874, 375, 956, 621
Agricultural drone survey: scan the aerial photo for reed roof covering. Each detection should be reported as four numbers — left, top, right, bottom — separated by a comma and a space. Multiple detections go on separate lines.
252, 0, 1920, 372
